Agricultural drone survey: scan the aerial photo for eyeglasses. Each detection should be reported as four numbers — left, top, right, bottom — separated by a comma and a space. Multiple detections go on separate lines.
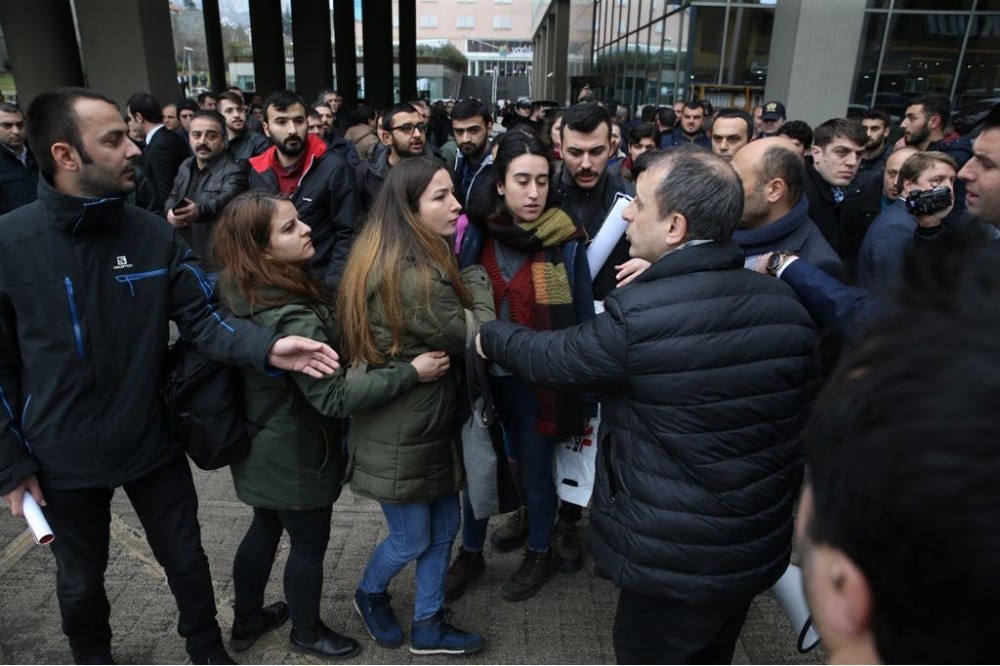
388, 122, 428, 135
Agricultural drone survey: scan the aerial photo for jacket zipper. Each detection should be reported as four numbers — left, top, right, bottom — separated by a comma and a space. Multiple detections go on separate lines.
64, 277, 85, 360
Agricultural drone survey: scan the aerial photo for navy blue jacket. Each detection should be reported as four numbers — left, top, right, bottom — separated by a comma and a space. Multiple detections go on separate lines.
855, 199, 915, 292
0, 177, 278, 494
660, 129, 711, 151
733, 197, 843, 281
480, 241, 816, 605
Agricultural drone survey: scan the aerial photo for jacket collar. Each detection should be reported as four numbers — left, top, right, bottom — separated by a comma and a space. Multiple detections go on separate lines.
732, 197, 810, 249
38, 174, 126, 234
635, 240, 745, 284
249, 133, 328, 176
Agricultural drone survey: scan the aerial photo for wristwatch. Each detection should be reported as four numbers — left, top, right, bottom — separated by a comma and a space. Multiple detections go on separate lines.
765, 252, 797, 277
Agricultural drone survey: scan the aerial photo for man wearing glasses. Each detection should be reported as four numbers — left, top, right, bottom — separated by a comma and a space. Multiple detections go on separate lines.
356, 102, 448, 212
249, 90, 361, 292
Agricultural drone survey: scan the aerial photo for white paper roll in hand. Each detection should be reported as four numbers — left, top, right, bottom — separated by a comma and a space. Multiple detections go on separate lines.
22, 493, 54, 545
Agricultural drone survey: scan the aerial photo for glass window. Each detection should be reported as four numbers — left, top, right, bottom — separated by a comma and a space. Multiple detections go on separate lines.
894, 0, 973, 9
419, 15, 438, 27
720, 6, 773, 86
866, 0, 892, 8
953, 12, 1000, 128
850, 12, 890, 111
690, 6, 725, 84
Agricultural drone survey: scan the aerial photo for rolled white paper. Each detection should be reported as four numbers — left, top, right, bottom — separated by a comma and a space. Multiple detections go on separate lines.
769, 563, 820, 652
586, 192, 633, 281
22, 494, 54, 545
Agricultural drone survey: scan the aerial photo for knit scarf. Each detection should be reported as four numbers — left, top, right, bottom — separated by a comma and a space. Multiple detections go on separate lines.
480, 208, 586, 438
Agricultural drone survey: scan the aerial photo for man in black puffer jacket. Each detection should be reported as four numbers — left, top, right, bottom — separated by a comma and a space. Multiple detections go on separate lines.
479, 145, 817, 664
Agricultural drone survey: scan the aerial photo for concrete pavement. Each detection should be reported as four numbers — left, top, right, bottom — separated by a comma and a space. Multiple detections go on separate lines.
0, 463, 827, 664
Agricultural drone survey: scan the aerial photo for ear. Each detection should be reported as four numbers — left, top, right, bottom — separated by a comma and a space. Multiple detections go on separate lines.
664, 211, 688, 245
808, 546, 874, 640
929, 114, 942, 131
261, 122, 272, 139
379, 129, 392, 147
765, 177, 786, 204
901, 178, 916, 196
50, 142, 80, 174
811, 144, 822, 161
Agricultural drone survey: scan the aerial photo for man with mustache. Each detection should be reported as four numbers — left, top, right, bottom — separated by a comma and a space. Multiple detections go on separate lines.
249, 90, 361, 292
164, 110, 248, 277
355, 102, 447, 212
851, 108, 893, 190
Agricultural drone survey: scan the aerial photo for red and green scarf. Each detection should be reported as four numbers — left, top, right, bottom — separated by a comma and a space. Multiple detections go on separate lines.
480, 208, 587, 438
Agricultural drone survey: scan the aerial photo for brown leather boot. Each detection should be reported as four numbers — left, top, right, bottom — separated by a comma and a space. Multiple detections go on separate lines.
501, 549, 558, 602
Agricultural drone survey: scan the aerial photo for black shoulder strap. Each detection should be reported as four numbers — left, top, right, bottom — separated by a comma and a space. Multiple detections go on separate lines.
247, 382, 293, 437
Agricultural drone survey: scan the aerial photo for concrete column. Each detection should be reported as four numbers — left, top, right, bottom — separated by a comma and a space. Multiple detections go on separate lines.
0, 0, 84, 108
291, 0, 333, 100
398, 0, 417, 101
545, 15, 557, 101
74, 0, 177, 110
361, 0, 394, 108
763, 0, 866, 127
332, 0, 358, 106
203, 0, 227, 92
553, 0, 570, 106
249, 0, 286, 95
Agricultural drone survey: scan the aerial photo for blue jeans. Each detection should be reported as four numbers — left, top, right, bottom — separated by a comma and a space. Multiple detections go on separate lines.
462, 375, 558, 553
359, 493, 460, 621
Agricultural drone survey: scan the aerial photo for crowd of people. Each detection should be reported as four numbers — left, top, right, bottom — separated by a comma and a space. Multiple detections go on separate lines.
0, 79, 998, 665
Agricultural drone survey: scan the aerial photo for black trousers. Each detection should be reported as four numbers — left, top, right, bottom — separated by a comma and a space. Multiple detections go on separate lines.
232, 505, 332, 631
43, 454, 223, 662
613, 587, 751, 665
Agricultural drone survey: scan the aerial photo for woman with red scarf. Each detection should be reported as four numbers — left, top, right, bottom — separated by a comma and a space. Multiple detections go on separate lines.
449, 130, 594, 603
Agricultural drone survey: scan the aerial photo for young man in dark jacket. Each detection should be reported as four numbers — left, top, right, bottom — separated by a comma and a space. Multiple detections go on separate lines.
164, 110, 249, 274
249, 90, 361, 293
0, 88, 341, 665
478, 146, 817, 664
126, 92, 191, 217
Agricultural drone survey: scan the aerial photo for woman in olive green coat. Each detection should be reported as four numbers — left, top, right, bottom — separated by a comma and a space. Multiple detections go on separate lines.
337, 159, 495, 656
211, 191, 450, 660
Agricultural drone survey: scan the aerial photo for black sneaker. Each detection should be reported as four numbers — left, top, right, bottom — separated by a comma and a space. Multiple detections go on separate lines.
445, 548, 486, 602
190, 647, 236, 665
230, 601, 290, 652
552, 519, 583, 572
489, 506, 528, 552
501, 549, 558, 602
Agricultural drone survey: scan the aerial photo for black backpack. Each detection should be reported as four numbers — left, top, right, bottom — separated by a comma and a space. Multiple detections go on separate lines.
162, 339, 292, 470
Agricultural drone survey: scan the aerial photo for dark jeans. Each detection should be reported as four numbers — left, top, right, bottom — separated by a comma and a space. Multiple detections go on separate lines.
613, 587, 751, 664
232, 505, 332, 631
462, 375, 558, 553
42, 455, 222, 662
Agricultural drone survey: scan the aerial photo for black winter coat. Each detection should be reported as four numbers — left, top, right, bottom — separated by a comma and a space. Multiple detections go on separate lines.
804, 163, 881, 275
0, 144, 38, 215
480, 241, 817, 606
135, 126, 191, 217
0, 177, 278, 494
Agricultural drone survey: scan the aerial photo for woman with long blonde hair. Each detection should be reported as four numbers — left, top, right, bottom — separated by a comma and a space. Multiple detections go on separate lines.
211, 191, 449, 660
337, 158, 495, 656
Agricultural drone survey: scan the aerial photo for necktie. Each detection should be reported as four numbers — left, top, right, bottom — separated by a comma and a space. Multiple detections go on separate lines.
832, 187, 845, 205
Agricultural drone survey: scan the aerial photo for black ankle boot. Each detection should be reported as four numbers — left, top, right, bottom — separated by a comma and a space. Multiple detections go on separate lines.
290, 622, 361, 660
230, 601, 290, 652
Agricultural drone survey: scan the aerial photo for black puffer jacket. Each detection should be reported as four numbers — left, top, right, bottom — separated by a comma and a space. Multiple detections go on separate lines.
480, 241, 816, 606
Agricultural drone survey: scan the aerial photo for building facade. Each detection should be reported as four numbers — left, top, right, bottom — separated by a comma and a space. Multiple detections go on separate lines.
534, 0, 1000, 128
